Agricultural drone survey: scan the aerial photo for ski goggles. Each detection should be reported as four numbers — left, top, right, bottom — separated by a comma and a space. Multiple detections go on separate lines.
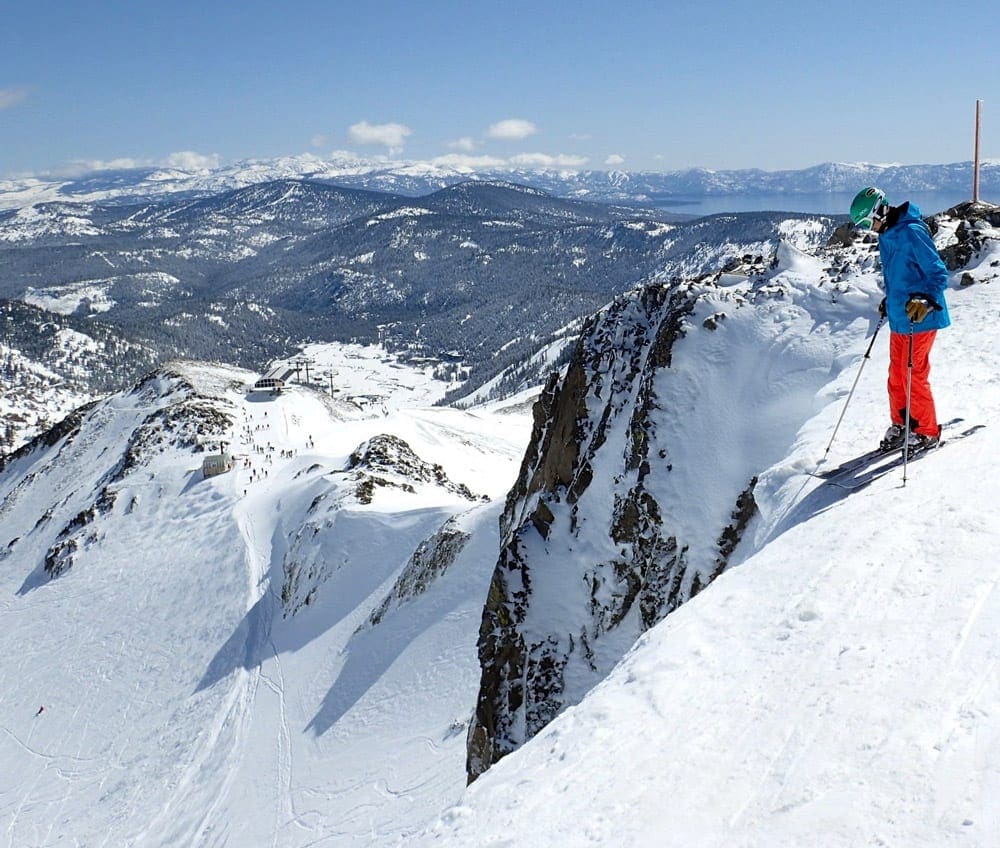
854, 203, 887, 231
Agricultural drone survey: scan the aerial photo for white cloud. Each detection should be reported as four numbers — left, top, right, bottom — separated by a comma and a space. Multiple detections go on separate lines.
52, 157, 149, 177
509, 152, 588, 169
605, 154, 625, 166
447, 136, 479, 152
569, 133, 592, 141
163, 151, 220, 171
430, 153, 508, 170
348, 121, 413, 155
487, 119, 539, 141
311, 134, 328, 148
0, 87, 27, 109
44, 151, 219, 178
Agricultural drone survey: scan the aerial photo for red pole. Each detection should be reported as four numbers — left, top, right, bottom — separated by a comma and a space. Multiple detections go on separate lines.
973, 100, 982, 203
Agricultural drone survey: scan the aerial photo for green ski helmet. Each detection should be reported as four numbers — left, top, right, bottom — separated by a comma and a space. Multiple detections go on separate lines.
850, 186, 889, 230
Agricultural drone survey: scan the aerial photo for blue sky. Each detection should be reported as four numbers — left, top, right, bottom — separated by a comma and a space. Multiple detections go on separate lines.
1, 0, 997, 177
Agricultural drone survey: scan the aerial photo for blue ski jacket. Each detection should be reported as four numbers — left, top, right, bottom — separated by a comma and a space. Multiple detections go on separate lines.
878, 202, 951, 333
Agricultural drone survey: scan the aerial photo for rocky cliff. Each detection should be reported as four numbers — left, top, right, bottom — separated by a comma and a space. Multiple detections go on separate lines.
465, 223, 911, 780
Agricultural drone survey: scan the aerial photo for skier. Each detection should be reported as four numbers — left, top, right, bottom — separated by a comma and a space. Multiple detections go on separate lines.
850, 187, 950, 451
34, 705, 44, 717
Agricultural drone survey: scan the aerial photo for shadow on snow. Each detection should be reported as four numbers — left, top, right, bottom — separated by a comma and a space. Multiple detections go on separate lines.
194, 504, 463, 739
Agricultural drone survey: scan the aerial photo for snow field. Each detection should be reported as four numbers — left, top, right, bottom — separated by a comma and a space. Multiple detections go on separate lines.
1, 347, 533, 846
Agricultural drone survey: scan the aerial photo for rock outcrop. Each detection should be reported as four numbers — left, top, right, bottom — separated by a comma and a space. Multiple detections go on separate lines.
281, 434, 480, 617
346, 434, 480, 504
467, 282, 735, 781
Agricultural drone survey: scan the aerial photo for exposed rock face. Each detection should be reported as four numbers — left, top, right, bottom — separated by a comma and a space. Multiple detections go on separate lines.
363, 515, 472, 629
468, 282, 743, 781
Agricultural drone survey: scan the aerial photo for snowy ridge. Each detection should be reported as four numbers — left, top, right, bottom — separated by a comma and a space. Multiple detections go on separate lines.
280, 433, 481, 617
2, 363, 241, 582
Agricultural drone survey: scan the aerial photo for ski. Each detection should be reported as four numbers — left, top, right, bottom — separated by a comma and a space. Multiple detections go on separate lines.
813, 416, 964, 481
813, 445, 896, 480
826, 424, 985, 491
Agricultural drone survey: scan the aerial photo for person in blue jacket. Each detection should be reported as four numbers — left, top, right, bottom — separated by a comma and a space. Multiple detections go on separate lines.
850, 187, 950, 451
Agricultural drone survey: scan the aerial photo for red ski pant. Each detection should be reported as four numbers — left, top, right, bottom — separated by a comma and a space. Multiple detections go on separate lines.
888, 330, 939, 436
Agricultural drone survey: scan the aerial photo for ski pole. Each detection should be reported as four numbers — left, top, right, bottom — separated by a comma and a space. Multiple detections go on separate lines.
902, 323, 914, 485
821, 316, 886, 462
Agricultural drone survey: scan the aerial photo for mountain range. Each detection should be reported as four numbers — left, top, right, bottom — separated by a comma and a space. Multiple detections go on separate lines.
3, 154, 998, 210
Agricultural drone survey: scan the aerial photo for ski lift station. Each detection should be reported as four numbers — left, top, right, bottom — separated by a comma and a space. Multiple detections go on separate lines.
202, 451, 234, 478
250, 364, 297, 395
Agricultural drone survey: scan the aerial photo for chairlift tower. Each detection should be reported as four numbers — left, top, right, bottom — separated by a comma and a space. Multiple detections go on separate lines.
292, 356, 316, 384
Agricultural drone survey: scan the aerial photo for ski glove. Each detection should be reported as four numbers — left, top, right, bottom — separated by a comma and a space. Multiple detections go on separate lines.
905, 296, 932, 323
878, 297, 887, 318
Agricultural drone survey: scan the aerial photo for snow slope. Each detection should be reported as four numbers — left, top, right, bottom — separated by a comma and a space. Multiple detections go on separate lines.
0, 353, 532, 847
414, 228, 1000, 845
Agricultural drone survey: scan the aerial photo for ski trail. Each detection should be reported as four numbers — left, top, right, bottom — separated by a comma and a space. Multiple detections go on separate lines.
133, 669, 255, 845
949, 575, 998, 668
259, 645, 295, 848
130, 495, 258, 847
224, 395, 300, 847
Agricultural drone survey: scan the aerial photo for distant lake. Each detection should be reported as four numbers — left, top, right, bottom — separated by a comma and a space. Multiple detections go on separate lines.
652, 190, 979, 218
